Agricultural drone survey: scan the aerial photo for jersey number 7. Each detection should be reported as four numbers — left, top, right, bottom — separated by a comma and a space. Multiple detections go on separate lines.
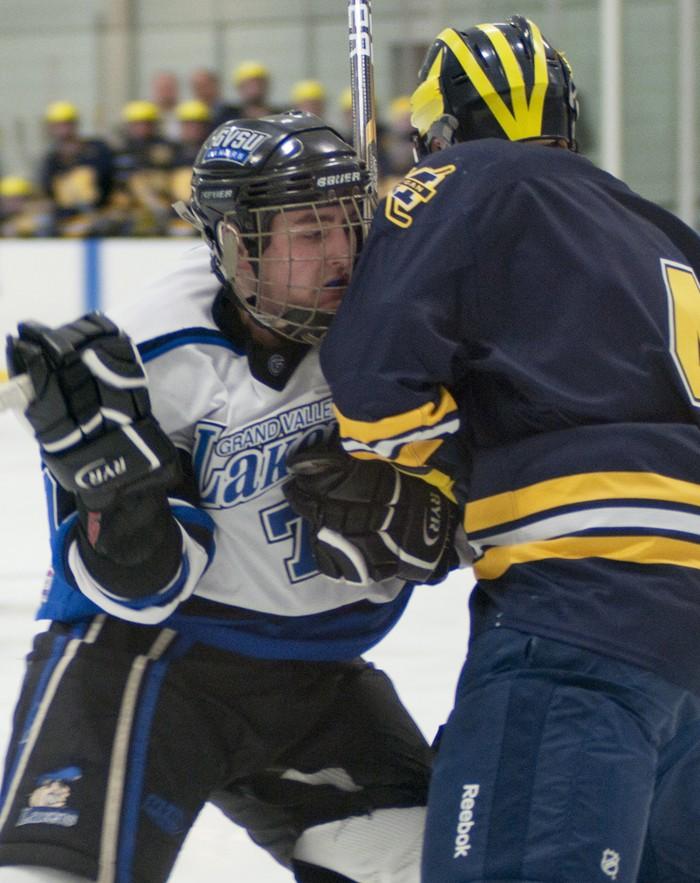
260, 500, 318, 583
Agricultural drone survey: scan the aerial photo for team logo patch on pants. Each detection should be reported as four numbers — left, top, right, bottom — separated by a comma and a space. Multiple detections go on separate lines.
17, 766, 82, 828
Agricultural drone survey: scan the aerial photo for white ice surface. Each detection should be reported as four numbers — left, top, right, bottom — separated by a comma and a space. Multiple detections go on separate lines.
0, 411, 472, 881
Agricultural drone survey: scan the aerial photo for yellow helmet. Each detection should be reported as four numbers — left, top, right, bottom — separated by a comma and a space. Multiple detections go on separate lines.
389, 95, 412, 121
0, 176, 33, 198
175, 100, 212, 122
233, 61, 269, 86
291, 80, 326, 104
339, 87, 353, 113
45, 101, 79, 124
122, 100, 160, 123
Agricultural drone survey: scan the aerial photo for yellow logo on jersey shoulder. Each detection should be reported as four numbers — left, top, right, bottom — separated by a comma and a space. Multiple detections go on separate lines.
385, 164, 457, 229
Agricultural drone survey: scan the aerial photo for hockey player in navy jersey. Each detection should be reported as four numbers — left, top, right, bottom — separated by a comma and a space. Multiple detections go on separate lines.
0, 113, 432, 883
284, 16, 700, 883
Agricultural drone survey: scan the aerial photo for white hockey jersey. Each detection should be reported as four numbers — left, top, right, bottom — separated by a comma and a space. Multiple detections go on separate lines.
38, 246, 412, 661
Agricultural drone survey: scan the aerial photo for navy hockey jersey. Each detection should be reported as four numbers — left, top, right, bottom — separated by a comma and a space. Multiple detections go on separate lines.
321, 138, 700, 691
38, 245, 411, 661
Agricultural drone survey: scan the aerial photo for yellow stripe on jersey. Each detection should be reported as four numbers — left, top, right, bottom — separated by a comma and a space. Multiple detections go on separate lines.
351, 449, 456, 501
404, 465, 456, 502
438, 21, 549, 142
466, 471, 700, 534
336, 387, 458, 500
394, 437, 444, 469
349, 436, 442, 466
474, 535, 700, 581
334, 385, 458, 447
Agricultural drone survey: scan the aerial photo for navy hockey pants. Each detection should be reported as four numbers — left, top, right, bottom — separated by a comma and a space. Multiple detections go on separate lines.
0, 617, 430, 882
422, 627, 700, 883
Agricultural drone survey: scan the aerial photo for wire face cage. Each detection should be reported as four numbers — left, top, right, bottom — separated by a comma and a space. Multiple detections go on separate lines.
217, 195, 367, 345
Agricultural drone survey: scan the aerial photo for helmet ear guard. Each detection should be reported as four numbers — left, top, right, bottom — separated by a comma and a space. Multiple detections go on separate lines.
173, 199, 204, 233
411, 114, 459, 162
216, 218, 242, 284
174, 198, 247, 286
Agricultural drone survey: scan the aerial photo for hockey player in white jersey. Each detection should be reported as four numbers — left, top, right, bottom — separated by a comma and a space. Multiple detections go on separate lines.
0, 112, 431, 883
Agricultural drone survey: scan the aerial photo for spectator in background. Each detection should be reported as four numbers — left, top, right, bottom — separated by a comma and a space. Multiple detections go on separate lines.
190, 67, 220, 107
171, 100, 213, 183
38, 101, 114, 237
335, 87, 392, 186
232, 60, 278, 120
151, 70, 181, 140
378, 95, 417, 196
337, 86, 354, 144
168, 99, 212, 235
0, 176, 51, 237
290, 79, 327, 120
109, 100, 176, 236
190, 67, 238, 130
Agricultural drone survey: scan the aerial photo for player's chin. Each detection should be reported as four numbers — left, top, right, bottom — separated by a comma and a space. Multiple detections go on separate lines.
318, 289, 345, 310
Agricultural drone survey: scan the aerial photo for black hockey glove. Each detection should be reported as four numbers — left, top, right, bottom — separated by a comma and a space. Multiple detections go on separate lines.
7, 313, 179, 510
284, 442, 458, 585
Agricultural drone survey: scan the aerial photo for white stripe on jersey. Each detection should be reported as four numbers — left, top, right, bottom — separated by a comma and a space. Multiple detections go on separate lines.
470, 503, 700, 555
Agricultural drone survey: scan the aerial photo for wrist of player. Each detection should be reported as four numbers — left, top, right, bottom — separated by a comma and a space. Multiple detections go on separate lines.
74, 491, 184, 599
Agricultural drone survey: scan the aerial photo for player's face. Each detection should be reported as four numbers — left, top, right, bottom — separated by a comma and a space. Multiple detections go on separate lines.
256, 204, 356, 317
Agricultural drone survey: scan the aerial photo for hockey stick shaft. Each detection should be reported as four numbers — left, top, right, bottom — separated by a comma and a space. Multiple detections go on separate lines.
348, 0, 378, 206
0, 372, 35, 412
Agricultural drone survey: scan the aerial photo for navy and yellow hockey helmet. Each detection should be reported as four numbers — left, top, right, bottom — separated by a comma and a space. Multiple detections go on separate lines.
177, 111, 371, 344
410, 16, 578, 158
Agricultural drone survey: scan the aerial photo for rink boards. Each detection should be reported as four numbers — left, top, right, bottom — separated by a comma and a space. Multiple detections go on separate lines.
0, 238, 197, 358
